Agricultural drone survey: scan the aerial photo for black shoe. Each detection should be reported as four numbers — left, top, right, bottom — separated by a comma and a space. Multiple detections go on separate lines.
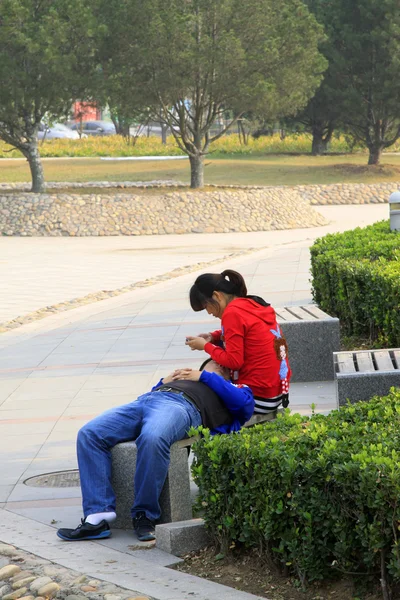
57, 518, 111, 541
132, 511, 155, 541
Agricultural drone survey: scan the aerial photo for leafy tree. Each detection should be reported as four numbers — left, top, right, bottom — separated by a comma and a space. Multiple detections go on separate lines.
99, 0, 327, 187
0, 0, 97, 192
329, 0, 400, 165
293, 81, 340, 155
91, 0, 152, 144
289, 0, 344, 156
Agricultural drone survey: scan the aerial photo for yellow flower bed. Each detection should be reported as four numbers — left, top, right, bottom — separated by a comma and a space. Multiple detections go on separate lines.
0, 132, 380, 159
211, 133, 347, 154
0, 135, 184, 158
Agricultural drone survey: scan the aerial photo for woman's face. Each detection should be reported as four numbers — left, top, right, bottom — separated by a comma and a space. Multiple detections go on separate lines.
205, 291, 228, 319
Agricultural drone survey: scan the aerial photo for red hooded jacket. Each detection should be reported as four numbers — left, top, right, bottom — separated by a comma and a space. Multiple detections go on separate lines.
204, 296, 291, 399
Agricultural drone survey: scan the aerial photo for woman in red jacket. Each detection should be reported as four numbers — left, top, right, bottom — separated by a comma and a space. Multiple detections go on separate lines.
185, 270, 291, 414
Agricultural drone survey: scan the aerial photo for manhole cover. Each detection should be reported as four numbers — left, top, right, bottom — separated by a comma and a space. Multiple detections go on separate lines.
24, 470, 80, 488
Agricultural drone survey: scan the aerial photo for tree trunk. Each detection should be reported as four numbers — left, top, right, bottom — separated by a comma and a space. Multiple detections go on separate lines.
22, 140, 46, 193
189, 154, 204, 188
110, 115, 121, 134
239, 121, 249, 145
111, 114, 130, 137
368, 145, 382, 165
311, 130, 328, 155
161, 124, 167, 145
238, 121, 243, 145
380, 549, 392, 600
78, 116, 84, 139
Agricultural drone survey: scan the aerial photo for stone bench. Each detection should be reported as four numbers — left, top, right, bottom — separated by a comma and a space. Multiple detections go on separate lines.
111, 410, 280, 529
334, 348, 400, 406
277, 305, 339, 382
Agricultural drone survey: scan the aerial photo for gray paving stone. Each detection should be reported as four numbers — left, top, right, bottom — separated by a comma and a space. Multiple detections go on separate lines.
127, 548, 182, 567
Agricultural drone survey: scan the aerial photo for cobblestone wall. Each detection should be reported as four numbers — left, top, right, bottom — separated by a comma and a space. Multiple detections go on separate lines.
297, 182, 396, 205
0, 181, 395, 237
0, 188, 327, 237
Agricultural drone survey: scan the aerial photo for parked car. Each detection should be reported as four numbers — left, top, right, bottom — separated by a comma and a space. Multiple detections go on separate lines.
136, 122, 179, 137
68, 120, 116, 136
37, 123, 83, 140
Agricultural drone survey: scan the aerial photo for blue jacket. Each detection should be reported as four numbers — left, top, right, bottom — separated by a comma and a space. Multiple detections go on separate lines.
152, 371, 254, 435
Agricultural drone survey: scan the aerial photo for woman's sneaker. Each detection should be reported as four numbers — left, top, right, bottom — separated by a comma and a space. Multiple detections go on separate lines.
132, 511, 155, 541
57, 518, 111, 541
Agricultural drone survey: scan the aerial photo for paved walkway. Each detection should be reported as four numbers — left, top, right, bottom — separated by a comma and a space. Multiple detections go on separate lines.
0, 203, 387, 600
0, 204, 387, 324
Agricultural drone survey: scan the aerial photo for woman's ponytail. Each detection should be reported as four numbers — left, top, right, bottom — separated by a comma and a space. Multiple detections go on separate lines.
190, 269, 248, 311
221, 270, 247, 297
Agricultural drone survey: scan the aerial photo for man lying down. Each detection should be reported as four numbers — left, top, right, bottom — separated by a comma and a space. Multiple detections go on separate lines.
57, 359, 254, 542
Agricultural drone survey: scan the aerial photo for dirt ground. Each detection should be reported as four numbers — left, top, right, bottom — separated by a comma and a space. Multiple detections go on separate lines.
333, 163, 400, 178
175, 546, 387, 600
340, 334, 379, 352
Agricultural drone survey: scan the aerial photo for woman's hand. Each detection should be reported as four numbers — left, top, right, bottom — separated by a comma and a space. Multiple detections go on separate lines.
175, 369, 202, 382
197, 332, 213, 343
185, 336, 207, 351
185, 332, 212, 344
162, 370, 182, 384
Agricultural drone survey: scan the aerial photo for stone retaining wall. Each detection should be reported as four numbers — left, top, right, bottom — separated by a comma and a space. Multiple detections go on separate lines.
297, 182, 397, 205
0, 181, 396, 237
0, 189, 327, 237
1, 180, 398, 204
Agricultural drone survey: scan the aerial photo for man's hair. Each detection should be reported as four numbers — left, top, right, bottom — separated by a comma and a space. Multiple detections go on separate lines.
199, 358, 213, 371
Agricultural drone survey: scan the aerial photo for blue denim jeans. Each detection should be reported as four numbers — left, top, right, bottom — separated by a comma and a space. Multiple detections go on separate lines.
77, 391, 202, 522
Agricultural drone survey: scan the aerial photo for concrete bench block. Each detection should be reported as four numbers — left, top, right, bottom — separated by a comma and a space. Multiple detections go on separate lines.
277, 305, 340, 382
245, 410, 282, 425
156, 518, 211, 557
334, 349, 400, 405
111, 441, 193, 529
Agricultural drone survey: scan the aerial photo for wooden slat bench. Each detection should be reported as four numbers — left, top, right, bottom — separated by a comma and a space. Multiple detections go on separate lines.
277, 305, 340, 382
112, 409, 281, 529
334, 348, 400, 406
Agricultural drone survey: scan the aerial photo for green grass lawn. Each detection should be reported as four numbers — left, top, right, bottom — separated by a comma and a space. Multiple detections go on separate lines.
2, 154, 400, 187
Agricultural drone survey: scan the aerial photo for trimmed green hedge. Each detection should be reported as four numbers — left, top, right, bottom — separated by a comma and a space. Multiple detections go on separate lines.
310, 220, 400, 346
191, 389, 400, 595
